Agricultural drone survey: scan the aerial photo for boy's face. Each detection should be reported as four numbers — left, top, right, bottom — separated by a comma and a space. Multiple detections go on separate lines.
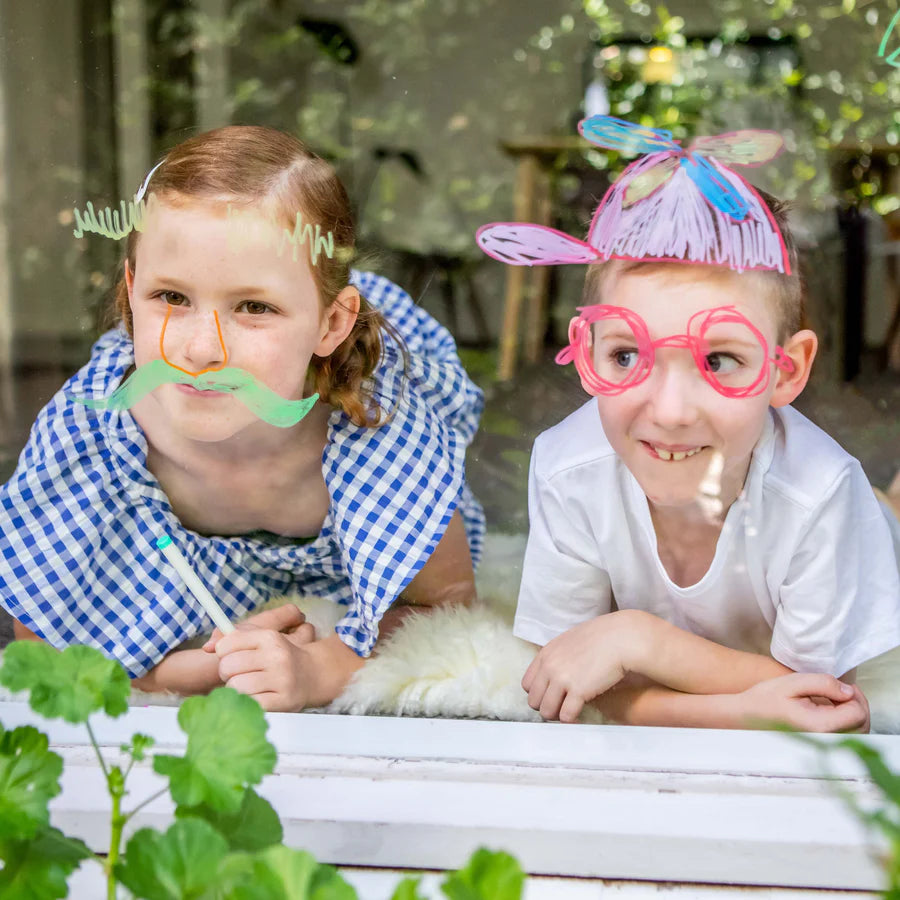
593, 266, 785, 513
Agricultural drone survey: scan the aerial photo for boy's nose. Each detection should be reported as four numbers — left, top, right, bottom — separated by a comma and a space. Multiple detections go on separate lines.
162, 309, 228, 375
645, 359, 702, 429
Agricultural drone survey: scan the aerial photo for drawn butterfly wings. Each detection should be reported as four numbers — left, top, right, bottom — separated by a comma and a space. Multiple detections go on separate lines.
578, 115, 678, 155
477, 116, 785, 267
580, 116, 784, 221
476, 223, 600, 266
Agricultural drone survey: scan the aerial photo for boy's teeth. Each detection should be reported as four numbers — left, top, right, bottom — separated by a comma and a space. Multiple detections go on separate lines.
654, 446, 702, 461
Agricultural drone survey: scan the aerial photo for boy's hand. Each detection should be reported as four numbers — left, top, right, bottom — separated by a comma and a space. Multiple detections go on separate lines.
522, 611, 645, 723
737, 673, 871, 733
202, 603, 315, 653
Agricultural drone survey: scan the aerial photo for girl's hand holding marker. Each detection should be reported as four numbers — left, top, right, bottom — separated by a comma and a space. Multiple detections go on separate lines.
156, 533, 319, 706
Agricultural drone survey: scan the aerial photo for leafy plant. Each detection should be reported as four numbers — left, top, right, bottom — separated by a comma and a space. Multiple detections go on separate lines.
0, 641, 525, 899
794, 733, 900, 897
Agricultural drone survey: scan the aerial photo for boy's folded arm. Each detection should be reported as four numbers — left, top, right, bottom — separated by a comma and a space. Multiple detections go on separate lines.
584, 615, 867, 730
592, 674, 745, 728
624, 610, 794, 694
522, 610, 793, 723
592, 672, 869, 732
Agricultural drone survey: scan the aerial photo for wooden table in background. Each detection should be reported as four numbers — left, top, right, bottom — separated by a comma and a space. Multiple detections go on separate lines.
496, 136, 592, 381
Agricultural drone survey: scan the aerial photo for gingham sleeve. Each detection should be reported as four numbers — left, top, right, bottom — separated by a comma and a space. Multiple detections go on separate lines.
327, 273, 485, 655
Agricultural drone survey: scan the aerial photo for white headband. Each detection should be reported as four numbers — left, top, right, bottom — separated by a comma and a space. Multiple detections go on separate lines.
134, 160, 165, 203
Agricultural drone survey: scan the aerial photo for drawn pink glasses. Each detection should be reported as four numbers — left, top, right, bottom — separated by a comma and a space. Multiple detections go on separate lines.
556, 305, 794, 398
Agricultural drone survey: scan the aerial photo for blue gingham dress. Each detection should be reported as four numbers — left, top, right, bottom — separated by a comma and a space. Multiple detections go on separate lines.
0, 271, 485, 676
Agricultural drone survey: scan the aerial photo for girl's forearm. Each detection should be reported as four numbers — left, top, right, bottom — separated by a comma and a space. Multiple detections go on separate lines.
131, 648, 223, 695
624, 610, 792, 694
301, 634, 366, 707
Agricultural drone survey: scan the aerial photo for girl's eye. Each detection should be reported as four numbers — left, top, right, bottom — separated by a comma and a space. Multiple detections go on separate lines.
612, 348, 639, 369
238, 300, 272, 315
159, 291, 187, 306
705, 352, 741, 375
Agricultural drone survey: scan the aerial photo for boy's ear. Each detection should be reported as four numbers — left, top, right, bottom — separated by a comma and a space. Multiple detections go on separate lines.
315, 285, 360, 356
770, 328, 818, 408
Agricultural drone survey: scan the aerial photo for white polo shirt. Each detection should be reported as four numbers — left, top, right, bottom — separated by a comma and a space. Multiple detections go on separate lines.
515, 401, 900, 677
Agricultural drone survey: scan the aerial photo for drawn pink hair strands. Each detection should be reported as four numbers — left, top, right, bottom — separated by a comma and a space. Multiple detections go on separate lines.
588, 154, 787, 272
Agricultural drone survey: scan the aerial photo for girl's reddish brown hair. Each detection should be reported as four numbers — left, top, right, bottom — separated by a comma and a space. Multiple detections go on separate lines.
108, 125, 387, 426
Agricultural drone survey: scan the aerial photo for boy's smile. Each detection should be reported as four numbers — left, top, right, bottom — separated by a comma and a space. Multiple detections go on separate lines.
641, 442, 706, 462
593, 265, 788, 514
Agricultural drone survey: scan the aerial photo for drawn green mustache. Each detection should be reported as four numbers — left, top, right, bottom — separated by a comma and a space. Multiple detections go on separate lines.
73, 358, 319, 427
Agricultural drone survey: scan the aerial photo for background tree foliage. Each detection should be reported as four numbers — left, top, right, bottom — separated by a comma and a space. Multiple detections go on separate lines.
146, 0, 900, 260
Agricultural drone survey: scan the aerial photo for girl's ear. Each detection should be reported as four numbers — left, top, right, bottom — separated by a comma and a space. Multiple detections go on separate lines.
770, 328, 818, 408
315, 285, 360, 357
124, 259, 135, 302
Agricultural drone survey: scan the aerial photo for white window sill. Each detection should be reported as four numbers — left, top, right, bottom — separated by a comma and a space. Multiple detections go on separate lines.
2, 701, 894, 895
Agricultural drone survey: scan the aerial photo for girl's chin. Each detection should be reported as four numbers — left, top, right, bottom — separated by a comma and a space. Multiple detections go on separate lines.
166, 409, 255, 443
172, 425, 247, 444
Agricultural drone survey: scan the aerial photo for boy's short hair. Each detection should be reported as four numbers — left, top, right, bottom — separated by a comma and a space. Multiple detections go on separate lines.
582, 191, 806, 342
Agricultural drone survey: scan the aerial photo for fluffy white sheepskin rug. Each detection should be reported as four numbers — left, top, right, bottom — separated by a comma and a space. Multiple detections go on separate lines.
2, 534, 898, 732
324, 601, 544, 721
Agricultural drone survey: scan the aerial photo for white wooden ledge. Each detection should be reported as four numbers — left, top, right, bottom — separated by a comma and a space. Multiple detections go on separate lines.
2, 702, 894, 896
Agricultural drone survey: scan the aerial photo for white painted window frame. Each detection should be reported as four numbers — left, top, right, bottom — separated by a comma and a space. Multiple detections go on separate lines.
2, 701, 895, 895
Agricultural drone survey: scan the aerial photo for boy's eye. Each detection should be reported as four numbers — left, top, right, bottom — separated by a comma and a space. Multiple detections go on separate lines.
612, 348, 639, 369
704, 352, 741, 375
238, 300, 272, 315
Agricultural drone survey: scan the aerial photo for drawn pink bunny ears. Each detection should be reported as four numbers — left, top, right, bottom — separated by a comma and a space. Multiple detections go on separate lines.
477, 116, 791, 275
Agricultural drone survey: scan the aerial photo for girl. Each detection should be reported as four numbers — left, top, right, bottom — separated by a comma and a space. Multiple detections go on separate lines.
0, 125, 484, 711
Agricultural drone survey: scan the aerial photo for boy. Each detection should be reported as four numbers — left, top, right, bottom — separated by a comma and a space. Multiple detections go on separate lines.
478, 117, 900, 731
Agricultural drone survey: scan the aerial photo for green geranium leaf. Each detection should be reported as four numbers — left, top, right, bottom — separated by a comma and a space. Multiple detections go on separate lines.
0, 642, 129, 723
205, 853, 284, 900
154, 688, 276, 814
0, 825, 93, 899
176, 787, 283, 852
256, 846, 357, 900
115, 817, 229, 900
441, 848, 524, 900
122, 733, 156, 763
0, 725, 63, 841
205, 847, 358, 900
390, 876, 428, 900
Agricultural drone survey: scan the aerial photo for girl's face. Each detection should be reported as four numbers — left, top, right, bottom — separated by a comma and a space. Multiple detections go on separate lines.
592, 267, 794, 513
125, 198, 353, 445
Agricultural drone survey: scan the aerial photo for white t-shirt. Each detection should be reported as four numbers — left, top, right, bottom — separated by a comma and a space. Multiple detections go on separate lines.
514, 401, 900, 676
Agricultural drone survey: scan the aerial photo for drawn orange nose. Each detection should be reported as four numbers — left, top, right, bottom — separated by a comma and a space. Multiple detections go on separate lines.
159, 306, 229, 376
